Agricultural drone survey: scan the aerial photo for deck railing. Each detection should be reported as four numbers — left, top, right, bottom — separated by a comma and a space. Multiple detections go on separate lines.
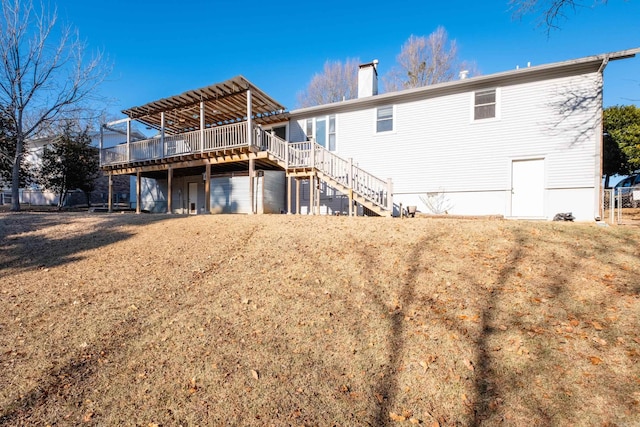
204, 122, 247, 151
101, 122, 248, 165
268, 135, 390, 210
101, 121, 391, 212
257, 128, 287, 159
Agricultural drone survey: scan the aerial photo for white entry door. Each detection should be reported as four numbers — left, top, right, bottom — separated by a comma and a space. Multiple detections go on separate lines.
188, 182, 198, 215
511, 159, 545, 217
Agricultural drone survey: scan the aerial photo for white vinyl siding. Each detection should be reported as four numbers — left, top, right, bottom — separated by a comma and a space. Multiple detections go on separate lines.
290, 70, 601, 220
306, 73, 598, 218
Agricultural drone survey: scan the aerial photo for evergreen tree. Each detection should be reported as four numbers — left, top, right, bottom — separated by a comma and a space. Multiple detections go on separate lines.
38, 123, 100, 208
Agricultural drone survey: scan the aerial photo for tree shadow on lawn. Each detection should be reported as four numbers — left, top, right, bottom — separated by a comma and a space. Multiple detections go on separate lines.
0, 212, 172, 278
0, 312, 144, 425
457, 226, 637, 425
351, 231, 447, 425
353, 223, 639, 426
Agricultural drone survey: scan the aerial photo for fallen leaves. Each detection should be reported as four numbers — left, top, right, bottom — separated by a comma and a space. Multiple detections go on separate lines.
591, 321, 604, 331
389, 409, 416, 423
2, 214, 640, 427
389, 412, 406, 422
589, 356, 603, 365
419, 355, 437, 372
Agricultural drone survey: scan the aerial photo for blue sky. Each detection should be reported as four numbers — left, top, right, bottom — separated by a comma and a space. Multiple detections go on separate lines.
56, 0, 640, 118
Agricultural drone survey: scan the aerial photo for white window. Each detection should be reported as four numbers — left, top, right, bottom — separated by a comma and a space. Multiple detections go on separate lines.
328, 115, 336, 151
305, 115, 337, 151
305, 119, 313, 138
376, 106, 393, 133
474, 89, 497, 120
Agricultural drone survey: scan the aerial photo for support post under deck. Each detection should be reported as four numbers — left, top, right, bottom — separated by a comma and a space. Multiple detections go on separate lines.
287, 175, 292, 214
309, 175, 314, 215
136, 171, 141, 214
316, 177, 321, 215
386, 178, 393, 215
348, 158, 353, 217
296, 178, 300, 214
205, 163, 211, 213
167, 167, 173, 214
249, 157, 255, 214
107, 173, 113, 213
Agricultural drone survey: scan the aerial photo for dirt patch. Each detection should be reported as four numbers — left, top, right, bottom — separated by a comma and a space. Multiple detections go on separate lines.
1, 213, 639, 426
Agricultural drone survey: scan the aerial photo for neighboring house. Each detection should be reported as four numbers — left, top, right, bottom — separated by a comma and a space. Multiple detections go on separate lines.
0, 127, 145, 206
99, 48, 639, 221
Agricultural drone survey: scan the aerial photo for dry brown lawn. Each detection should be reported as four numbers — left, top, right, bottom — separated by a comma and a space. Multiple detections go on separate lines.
0, 212, 639, 426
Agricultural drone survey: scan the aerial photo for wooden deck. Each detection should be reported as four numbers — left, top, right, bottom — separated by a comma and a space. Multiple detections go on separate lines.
100, 122, 393, 216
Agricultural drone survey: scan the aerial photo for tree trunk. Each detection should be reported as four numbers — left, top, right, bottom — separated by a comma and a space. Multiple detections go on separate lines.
10, 136, 23, 211
57, 189, 66, 210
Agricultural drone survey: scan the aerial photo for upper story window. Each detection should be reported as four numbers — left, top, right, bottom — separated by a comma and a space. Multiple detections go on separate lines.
474, 89, 496, 120
376, 106, 393, 133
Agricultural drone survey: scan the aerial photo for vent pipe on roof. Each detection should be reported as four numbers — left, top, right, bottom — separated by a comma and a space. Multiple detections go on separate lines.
358, 60, 379, 98
459, 70, 469, 80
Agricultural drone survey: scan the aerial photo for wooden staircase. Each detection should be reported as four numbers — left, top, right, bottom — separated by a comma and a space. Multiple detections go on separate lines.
258, 129, 393, 216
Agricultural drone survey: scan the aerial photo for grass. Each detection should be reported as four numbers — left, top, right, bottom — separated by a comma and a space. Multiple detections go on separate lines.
0, 213, 639, 426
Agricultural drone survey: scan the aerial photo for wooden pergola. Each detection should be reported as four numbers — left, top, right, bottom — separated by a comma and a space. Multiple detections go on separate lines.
100, 76, 289, 214
121, 75, 287, 134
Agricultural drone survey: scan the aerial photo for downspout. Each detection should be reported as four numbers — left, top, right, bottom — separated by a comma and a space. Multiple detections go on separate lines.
595, 56, 609, 221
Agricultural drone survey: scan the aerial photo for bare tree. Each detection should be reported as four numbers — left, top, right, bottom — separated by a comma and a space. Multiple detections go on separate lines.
0, 0, 108, 211
296, 58, 360, 108
510, 0, 609, 31
383, 27, 471, 92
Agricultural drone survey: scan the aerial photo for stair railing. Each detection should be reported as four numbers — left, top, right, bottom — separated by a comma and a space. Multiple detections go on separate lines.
258, 128, 391, 211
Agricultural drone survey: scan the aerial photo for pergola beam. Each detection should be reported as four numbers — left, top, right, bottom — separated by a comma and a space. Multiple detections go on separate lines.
120, 76, 288, 134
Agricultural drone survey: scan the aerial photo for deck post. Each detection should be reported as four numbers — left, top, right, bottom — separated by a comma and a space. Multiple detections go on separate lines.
287, 175, 292, 214
348, 157, 353, 217
200, 100, 205, 153
285, 141, 289, 169
246, 89, 253, 148
136, 170, 141, 214
296, 178, 300, 214
309, 175, 315, 215
107, 173, 113, 213
249, 157, 255, 214
160, 112, 165, 158
316, 177, 321, 215
167, 167, 173, 214
204, 163, 211, 213
310, 140, 315, 169
386, 178, 393, 214
126, 119, 131, 162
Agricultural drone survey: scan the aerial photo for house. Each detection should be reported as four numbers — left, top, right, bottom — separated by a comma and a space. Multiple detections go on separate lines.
1, 127, 145, 207
99, 48, 640, 221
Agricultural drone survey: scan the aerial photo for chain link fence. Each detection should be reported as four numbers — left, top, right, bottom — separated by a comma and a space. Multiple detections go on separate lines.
603, 188, 640, 225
